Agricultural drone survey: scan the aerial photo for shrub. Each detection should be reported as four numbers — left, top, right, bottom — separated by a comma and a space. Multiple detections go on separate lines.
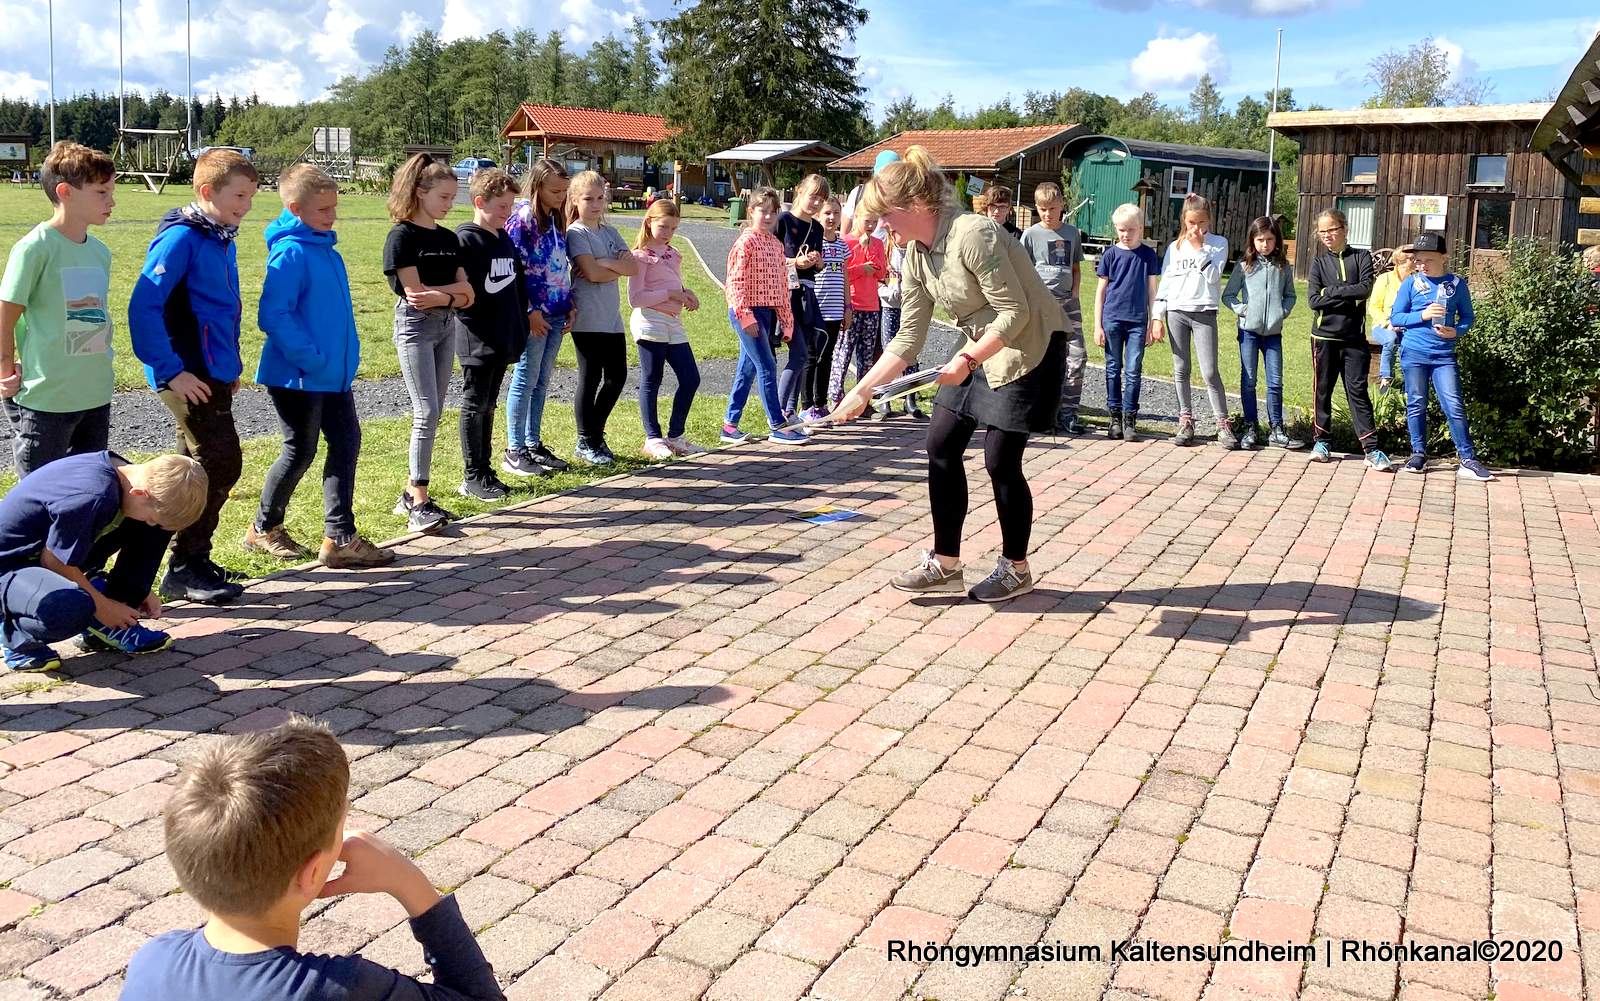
1457, 239, 1600, 471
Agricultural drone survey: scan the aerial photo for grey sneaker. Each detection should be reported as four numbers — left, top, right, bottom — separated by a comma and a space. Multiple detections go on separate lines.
890, 550, 964, 593
1268, 426, 1305, 450
1122, 419, 1137, 442
1365, 449, 1394, 473
968, 557, 1034, 603
1240, 426, 1259, 449
1217, 423, 1240, 450
1174, 415, 1195, 446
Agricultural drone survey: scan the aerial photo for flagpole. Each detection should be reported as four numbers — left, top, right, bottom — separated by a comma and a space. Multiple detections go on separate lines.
186, 0, 193, 147
48, 0, 56, 146
1265, 27, 1282, 217
118, 0, 125, 130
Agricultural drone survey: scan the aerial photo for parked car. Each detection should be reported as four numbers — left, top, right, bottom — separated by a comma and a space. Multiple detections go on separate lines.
452, 157, 496, 181
191, 146, 256, 162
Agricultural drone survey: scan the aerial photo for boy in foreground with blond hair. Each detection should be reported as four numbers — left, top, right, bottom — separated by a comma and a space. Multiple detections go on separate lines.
130, 148, 260, 605
248, 164, 392, 570
0, 451, 207, 671
0, 141, 119, 475
121, 716, 505, 1001
1021, 182, 1088, 434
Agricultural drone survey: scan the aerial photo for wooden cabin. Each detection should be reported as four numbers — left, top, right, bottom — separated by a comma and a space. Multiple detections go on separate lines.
827, 125, 1086, 217
501, 104, 674, 193
1060, 135, 1274, 254
1269, 103, 1589, 278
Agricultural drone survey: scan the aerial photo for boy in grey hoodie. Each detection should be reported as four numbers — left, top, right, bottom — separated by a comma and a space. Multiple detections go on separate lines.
1221, 216, 1303, 450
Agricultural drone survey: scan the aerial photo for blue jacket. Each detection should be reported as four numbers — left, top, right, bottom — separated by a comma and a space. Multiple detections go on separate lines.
255, 210, 360, 392
127, 208, 244, 388
1391, 271, 1474, 366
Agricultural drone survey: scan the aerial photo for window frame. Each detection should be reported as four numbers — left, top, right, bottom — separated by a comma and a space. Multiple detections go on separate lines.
1345, 155, 1379, 185
1335, 195, 1377, 251
1468, 155, 1508, 188
1167, 166, 1194, 199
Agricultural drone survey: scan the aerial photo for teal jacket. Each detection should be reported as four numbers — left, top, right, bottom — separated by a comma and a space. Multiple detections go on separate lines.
1221, 257, 1296, 336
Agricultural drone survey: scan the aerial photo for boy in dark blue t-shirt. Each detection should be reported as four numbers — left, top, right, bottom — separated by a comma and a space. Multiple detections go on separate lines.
0, 451, 207, 670
1094, 203, 1162, 441
120, 716, 504, 1001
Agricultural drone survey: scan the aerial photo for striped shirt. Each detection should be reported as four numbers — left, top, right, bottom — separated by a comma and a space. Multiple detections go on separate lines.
815, 238, 850, 321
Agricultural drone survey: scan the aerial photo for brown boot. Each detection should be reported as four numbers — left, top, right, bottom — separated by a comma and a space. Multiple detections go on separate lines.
243, 524, 312, 560
318, 535, 396, 569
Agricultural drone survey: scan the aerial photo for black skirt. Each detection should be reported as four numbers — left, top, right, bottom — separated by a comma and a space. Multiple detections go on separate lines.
934, 330, 1067, 434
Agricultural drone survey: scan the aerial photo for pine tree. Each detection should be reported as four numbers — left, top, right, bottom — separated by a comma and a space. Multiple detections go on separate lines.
655, 0, 869, 163
588, 35, 631, 111
1187, 74, 1223, 126
625, 18, 658, 114
537, 32, 566, 106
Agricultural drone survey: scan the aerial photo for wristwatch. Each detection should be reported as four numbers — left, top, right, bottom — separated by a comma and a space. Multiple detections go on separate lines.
959, 352, 979, 373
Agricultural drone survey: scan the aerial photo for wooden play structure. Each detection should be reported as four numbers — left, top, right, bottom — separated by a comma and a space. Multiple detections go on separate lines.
113, 127, 189, 193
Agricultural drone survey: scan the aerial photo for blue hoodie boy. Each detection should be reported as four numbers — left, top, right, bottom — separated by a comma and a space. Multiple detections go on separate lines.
255, 209, 360, 392
127, 207, 244, 389
1390, 271, 1474, 367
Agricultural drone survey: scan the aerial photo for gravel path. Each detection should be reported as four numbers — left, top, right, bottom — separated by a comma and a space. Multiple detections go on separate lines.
5, 224, 1231, 463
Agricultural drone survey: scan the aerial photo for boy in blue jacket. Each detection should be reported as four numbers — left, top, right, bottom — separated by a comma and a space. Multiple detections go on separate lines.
128, 149, 257, 604
1390, 232, 1491, 481
247, 165, 393, 570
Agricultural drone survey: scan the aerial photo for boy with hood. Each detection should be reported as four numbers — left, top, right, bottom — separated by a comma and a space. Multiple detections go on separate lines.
247, 165, 394, 569
128, 148, 257, 603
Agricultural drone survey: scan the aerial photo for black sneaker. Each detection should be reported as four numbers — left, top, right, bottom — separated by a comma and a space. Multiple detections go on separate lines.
160, 562, 244, 605
1057, 414, 1084, 435
527, 443, 569, 473
408, 499, 450, 534
1403, 453, 1427, 474
459, 477, 509, 501
1107, 416, 1123, 439
502, 448, 547, 478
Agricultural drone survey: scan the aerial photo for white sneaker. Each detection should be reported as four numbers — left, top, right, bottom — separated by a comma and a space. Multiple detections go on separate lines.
643, 438, 675, 460
666, 436, 706, 456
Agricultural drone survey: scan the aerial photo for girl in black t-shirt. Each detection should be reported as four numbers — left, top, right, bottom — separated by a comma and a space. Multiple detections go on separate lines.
774, 174, 830, 422
382, 154, 473, 535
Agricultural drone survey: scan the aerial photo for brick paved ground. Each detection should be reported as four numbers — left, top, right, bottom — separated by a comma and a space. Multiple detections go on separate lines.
0, 425, 1596, 1001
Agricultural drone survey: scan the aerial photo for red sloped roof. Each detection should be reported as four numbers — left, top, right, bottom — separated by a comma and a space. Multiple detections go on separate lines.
504, 103, 672, 144
829, 124, 1081, 172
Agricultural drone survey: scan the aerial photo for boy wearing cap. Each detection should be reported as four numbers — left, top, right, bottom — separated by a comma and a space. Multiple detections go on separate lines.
1389, 232, 1491, 481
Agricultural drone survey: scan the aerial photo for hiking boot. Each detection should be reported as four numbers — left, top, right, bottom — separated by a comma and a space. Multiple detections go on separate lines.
1457, 458, 1494, 481
720, 424, 750, 444
1107, 415, 1123, 440
643, 438, 676, 460
1366, 449, 1394, 473
527, 442, 570, 472
1268, 426, 1304, 450
243, 524, 311, 560
1174, 415, 1196, 446
1403, 453, 1427, 473
160, 562, 244, 605
81, 621, 173, 656
319, 535, 395, 569
1122, 420, 1138, 442
459, 477, 509, 501
2, 643, 61, 672
890, 550, 964, 593
1310, 442, 1333, 463
968, 557, 1035, 603
1217, 423, 1240, 450
502, 447, 547, 477
1240, 426, 1260, 449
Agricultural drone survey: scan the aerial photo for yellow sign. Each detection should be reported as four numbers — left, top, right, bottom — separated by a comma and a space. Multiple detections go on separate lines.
1403, 195, 1447, 216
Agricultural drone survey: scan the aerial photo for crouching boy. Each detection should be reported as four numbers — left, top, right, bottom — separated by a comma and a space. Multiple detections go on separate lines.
0, 451, 207, 671
120, 715, 505, 1001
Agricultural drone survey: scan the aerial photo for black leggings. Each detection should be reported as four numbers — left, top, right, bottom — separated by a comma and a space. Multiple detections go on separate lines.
573, 331, 627, 447
256, 387, 359, 544
805, 319, 841, 411
459, 361, 509, 482
927, 405, 1032, 562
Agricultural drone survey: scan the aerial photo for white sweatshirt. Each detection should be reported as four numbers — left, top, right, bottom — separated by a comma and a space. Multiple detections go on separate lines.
1154, 234, 1229, 314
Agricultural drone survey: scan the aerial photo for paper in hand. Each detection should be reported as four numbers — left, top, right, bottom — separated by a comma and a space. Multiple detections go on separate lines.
870, 368, 941, 406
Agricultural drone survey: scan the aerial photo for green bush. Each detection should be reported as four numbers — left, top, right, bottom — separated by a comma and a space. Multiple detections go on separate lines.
1458, 240, 1600, 471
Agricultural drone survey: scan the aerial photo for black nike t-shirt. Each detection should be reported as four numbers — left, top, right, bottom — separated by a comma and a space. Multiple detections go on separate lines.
383, 220, 461, 295
454, 222, 530, 364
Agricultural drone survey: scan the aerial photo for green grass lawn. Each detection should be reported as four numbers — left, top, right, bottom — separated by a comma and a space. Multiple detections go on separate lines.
0, 186, 737, 391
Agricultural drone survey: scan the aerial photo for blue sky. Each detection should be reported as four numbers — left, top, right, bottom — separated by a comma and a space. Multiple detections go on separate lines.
0, 0, 1593, 119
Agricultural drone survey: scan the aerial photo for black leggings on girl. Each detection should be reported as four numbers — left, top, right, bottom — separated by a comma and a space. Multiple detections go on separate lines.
926, 405, 1032, 562
573, 331, 628, 447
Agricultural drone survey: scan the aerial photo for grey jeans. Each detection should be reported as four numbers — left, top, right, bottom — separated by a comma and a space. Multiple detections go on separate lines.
393, 301, 456, 485
1165, 308, 1229, 422
2, 400, 110, 477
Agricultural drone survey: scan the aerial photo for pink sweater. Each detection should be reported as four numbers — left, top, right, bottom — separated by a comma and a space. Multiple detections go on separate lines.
846, 234, 886, 311
629, 243, 684, 317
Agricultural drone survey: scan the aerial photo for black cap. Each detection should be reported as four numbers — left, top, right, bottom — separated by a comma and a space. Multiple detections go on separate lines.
1408, 232, 1447, 254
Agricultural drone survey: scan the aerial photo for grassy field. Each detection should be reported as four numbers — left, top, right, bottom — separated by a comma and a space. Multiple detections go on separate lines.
0, 186, 739, 391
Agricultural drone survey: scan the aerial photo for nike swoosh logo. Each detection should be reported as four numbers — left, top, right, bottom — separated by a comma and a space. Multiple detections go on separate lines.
484, 273, 515, 294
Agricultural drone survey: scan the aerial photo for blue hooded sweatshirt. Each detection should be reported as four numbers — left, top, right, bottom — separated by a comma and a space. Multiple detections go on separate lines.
127, 208, 244, 388
1390, 271, 1474, 367
255, 209, 360, 392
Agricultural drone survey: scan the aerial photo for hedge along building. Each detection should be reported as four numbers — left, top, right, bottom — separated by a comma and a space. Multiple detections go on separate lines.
827, 124, 1086, 219
1267, 103, 1592, 279
1059, 136, 1274, 255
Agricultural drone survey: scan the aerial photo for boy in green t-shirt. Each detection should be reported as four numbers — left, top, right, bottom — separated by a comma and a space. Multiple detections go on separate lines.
0, 142, 118, 475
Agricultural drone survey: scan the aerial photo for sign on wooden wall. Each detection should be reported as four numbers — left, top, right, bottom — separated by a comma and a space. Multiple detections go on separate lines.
1402, 194, 1448, 216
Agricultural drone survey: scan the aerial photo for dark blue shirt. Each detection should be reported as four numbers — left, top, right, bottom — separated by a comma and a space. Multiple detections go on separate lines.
1096, 243, 1161, 324
119, 895, 504, 1001
0, 450, 122, 574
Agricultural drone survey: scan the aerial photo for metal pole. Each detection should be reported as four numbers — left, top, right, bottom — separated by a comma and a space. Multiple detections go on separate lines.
1265, 27, 1282, 217
118, 0, 125, 130
47, 0, 56, 146
186, 0, 193, 147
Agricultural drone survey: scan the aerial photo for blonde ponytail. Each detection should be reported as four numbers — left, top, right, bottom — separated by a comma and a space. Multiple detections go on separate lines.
859, 145, 950, 217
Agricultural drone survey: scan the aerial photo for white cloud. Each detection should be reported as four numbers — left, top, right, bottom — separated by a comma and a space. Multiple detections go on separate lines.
1191, 0, 1330, 14
197, 59, 307, 106
1129, 31, 1228, 92
0, 70, 48, 101
440, 0, 491, 44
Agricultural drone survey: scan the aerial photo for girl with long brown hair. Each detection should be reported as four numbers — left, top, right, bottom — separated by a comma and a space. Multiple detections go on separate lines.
502, 158, 572, 476
1222, 215, 1301, 449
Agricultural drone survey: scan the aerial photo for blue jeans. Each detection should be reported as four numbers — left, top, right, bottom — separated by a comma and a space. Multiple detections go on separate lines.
725, 308, 785, 430
638, 340, 701, 440
1403, 359, 1476, 461
1102, 318, 1147, 416
506, 319, 565, 451
1237, 330, 1285, 428
1371, 325, 1398, 380
0, 566, 95, 653
778, 285, 815, 417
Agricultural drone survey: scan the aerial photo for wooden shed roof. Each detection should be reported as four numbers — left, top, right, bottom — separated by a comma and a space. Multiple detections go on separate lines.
502, 104, 671, 145
1268, 103, 1551, 131
828, 125, 1082, 172
1065, 135, 1272, 173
